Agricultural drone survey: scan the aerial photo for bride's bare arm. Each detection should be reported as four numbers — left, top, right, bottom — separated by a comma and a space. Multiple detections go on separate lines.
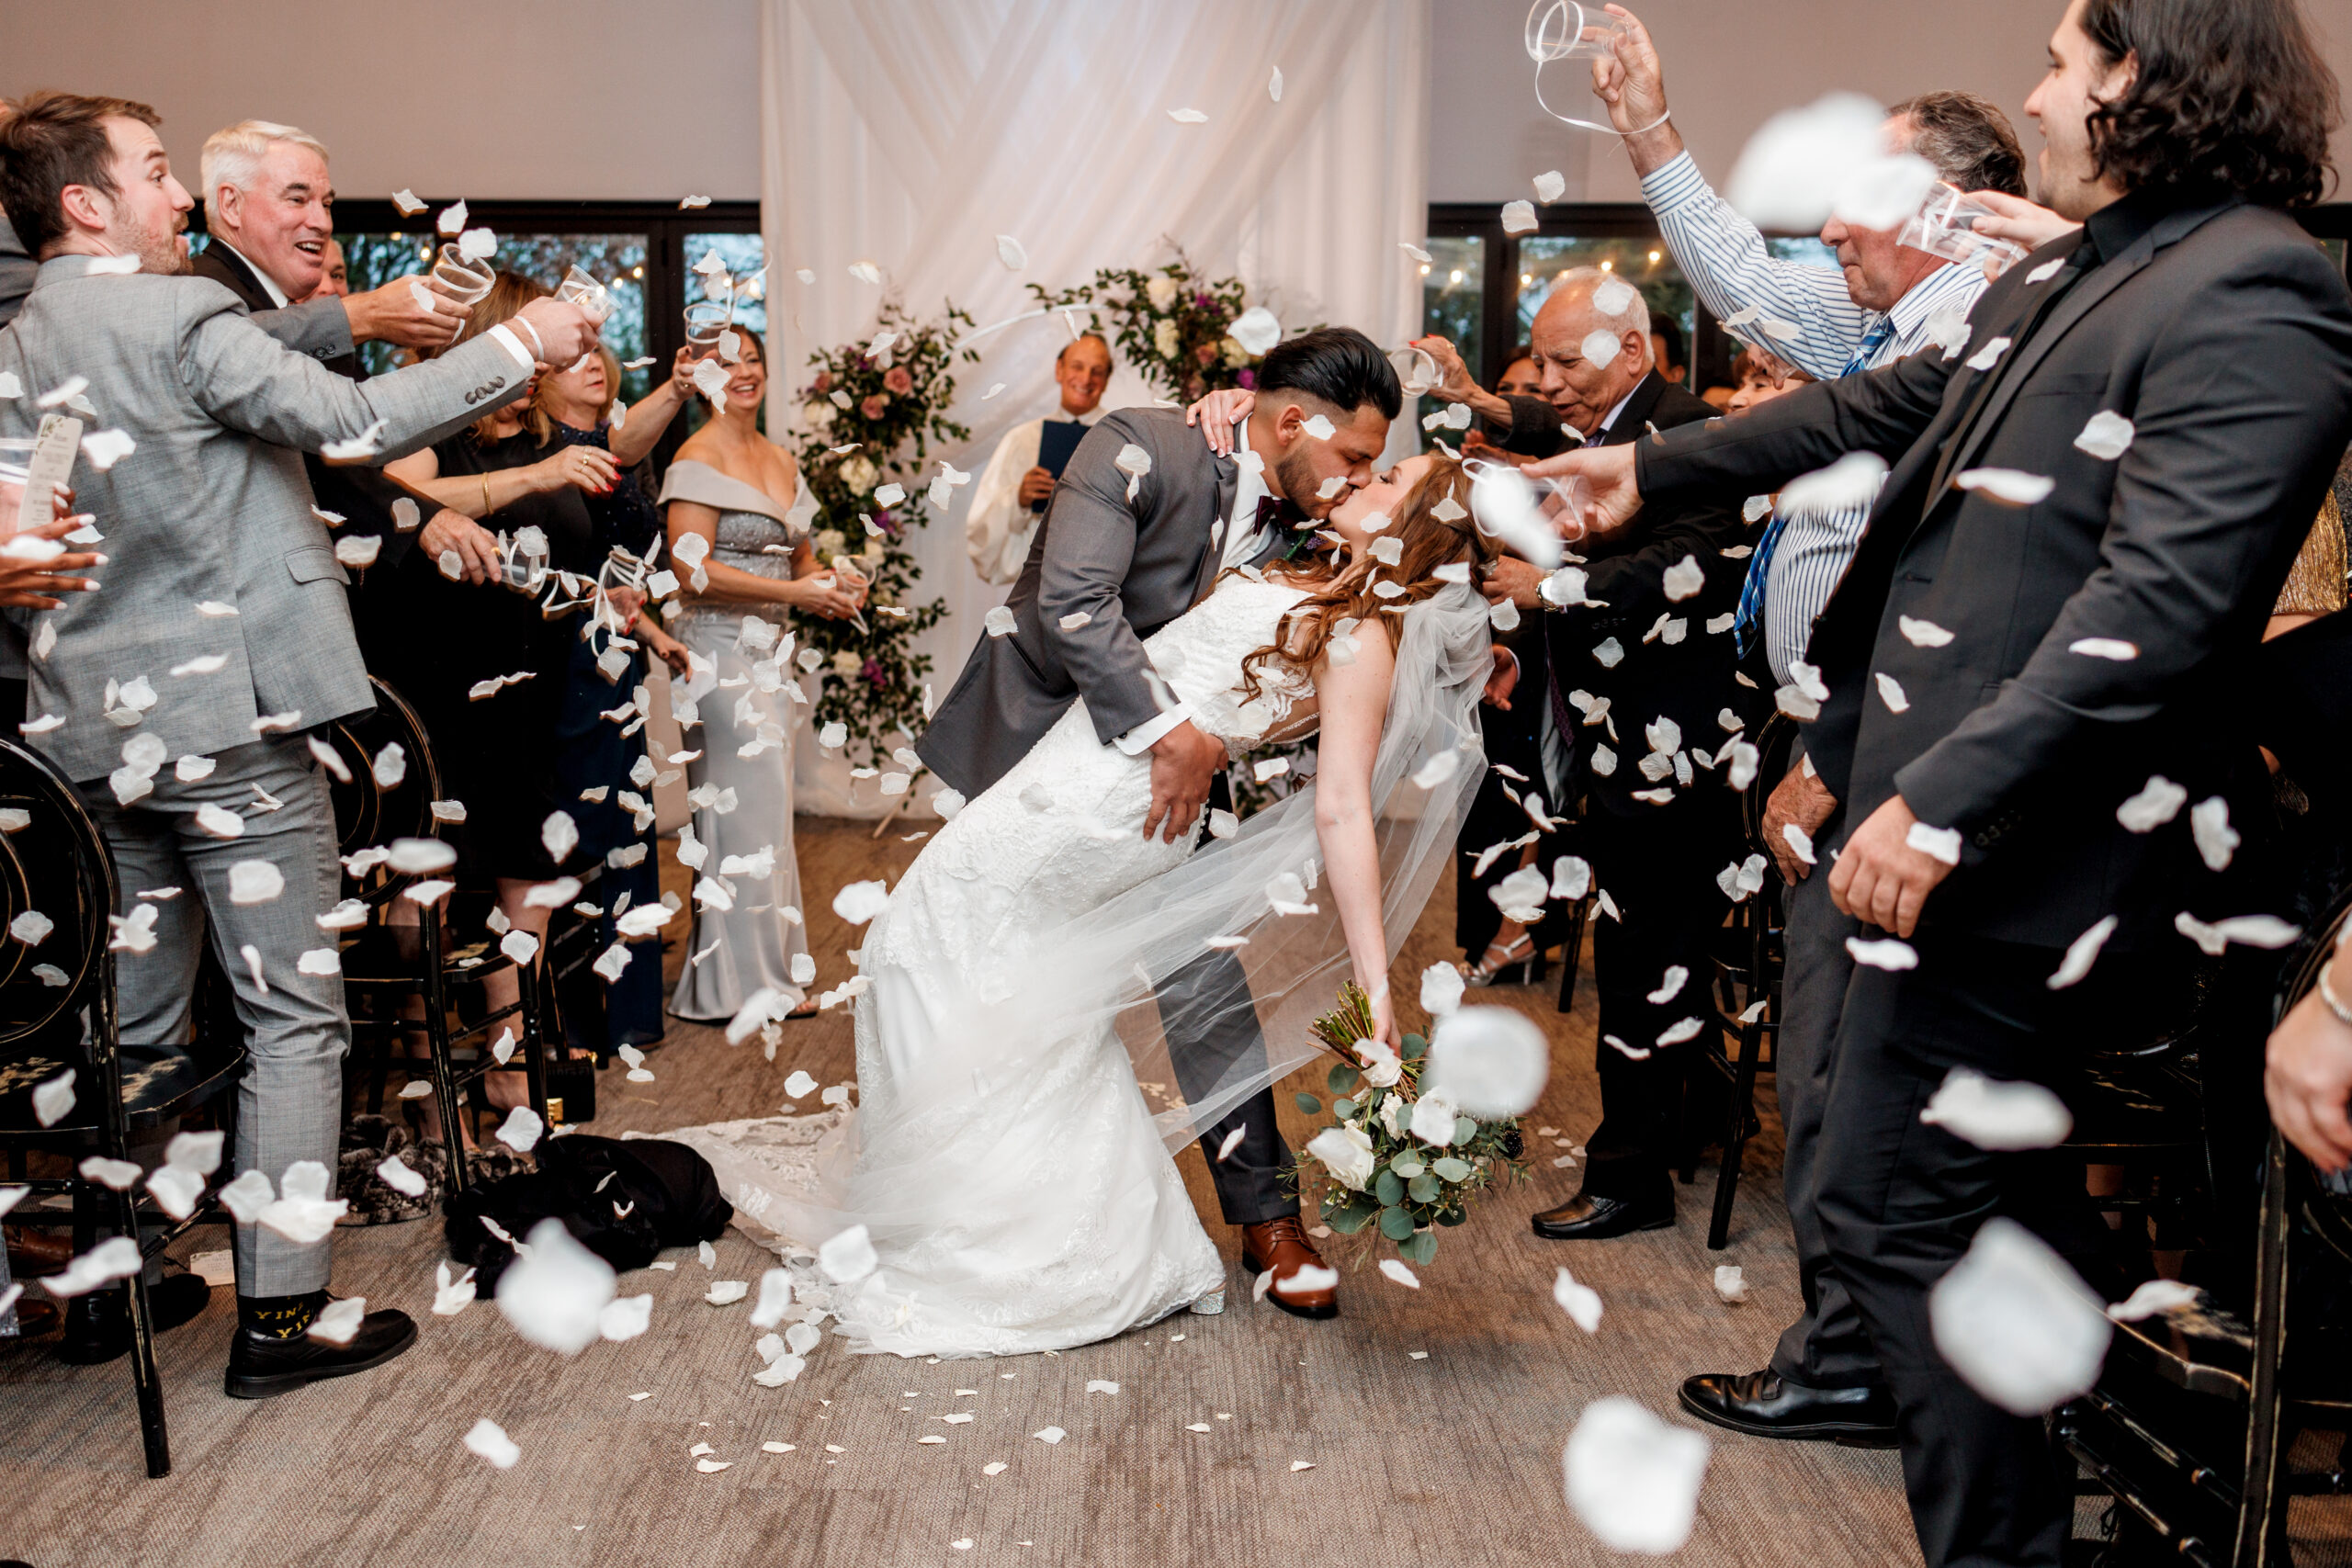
1310, 628, 1402, 1047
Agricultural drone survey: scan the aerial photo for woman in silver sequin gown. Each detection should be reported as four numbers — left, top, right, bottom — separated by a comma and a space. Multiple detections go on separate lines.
661, 332, 867, 1021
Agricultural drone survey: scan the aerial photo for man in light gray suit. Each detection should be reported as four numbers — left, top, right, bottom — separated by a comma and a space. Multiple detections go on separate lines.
0, 91, 601, 1395
918, 327, 1400, 1319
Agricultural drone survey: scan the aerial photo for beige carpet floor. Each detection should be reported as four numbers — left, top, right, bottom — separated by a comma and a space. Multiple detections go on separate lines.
0, 820, 2101, 1567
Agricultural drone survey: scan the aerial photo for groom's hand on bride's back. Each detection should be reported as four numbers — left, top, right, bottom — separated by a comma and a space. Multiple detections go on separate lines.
1146, 721, 1227, 843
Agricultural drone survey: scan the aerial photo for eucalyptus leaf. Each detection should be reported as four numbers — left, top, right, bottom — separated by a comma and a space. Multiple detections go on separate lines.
1408, 1173, 1443, 1204
1431, 1156, 1474, 1182
1374, 1169, 1405, 1207
1333, 1097, 1357, 1119
1403, 1032, 1428, 1061
1398, 1228, 1438, 1264
1328, 1201, 1375, 1235
1454, 1115, 1479, 1145
1327, 1064, 1363, 1096
1437, 1206, 1469, 1226
1295, 1092, 1322, 1115
1391, 1156, 1426, 1179
1379, 1204, 1417, 1242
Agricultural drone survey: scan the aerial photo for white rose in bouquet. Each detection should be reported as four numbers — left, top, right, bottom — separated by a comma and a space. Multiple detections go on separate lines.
803, 400, 834, 433
1305, 1123, 1375, 1192
1408, 1091, 1464, 1147
839, 455, 880, 495
1153, 319, 1182, 360
1354, 1038, 1402, 1089
831, 649, 862, 676
1221, 335, 1250, 367
813, 528, 847, 559
1145, 275, 1181, 312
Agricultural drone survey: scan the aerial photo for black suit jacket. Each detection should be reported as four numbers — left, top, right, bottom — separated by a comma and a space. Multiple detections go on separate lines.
1526, 372, 1755, 822
190, 243, 432, 572
1639, 197, 2352, 947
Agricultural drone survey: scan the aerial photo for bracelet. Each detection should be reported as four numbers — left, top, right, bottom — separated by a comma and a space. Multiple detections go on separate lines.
2321, 960, 2352, 1029
514, 315, 546, 360
480, 474, 493, 515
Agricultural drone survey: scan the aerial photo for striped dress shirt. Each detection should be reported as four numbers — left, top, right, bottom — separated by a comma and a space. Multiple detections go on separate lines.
1642, 150, 1993, 685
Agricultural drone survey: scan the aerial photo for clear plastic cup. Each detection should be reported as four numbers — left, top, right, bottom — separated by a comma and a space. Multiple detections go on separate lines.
1897, 183, 2030, 278
1525, 0, 1631, 62
1388, 344, 1440, 397
684, 300, 731, 356
555, 265, 613, 324
432, 244, 494, 306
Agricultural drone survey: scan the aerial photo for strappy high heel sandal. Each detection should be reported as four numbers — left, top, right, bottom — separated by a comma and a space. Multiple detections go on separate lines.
1464, 931, 1541, 987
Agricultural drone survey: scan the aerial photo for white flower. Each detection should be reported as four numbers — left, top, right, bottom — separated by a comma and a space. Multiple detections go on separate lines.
1354, 1039, 1402, 1088
838, 455, 879, 495
1153, 319, 1182, 360
1408, 1092, 1463, 1146
1145, 275, 1181, 311
1221, 336, 1250, 367
1304, 1123, 1375, 1191
802, 401, 833, 433
813, 528, 847, 559
831, 649, 862, 676
1378, 1092, 1408, 1138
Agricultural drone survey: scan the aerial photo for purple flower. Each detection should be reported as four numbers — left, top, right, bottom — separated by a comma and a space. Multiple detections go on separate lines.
1236, 369, 1257, 389
1193, 292, 1215, 310
862, 658, 888, 689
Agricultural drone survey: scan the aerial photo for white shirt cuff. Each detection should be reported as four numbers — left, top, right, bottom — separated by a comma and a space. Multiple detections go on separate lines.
1115, 703, 1193, 755
486, 323, 537, 371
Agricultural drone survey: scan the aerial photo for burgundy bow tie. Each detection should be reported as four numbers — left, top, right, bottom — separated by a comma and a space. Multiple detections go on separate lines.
1254, 494, 1304, 534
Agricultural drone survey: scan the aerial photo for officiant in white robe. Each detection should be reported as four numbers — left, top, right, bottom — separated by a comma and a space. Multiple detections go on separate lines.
965, 333, 1114, 585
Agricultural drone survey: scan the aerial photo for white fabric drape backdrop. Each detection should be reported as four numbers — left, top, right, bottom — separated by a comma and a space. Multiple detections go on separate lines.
758, 0, 1431, 816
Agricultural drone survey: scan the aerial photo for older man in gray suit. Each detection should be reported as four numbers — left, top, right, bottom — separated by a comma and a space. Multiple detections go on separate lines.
0, 91, 600, 1396
919, 327, 1400, 1318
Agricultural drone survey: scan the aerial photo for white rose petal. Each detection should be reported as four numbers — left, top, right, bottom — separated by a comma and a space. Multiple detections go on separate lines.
2074, 412, 2135, 460
1921, 1067, 2073, 1149
1930, 1218, 2109, 1416
1562, 1397, 1711, 1555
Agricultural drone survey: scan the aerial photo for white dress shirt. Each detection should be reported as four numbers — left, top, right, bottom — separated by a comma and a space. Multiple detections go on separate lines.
1641, 149, 1993, 684
965, 402, 1106, 585
210, 238, 293, 307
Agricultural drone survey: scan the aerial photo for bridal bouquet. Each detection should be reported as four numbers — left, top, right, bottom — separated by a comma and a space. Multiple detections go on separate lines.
1292, 982, 1532, 1266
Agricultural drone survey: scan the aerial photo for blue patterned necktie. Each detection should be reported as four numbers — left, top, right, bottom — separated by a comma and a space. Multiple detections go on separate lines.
1731, 315, 1899, 660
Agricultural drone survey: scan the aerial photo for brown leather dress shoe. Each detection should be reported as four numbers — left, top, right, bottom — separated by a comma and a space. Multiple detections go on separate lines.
6, 1227, 74, 1277
1240, 1217, 1339, 1320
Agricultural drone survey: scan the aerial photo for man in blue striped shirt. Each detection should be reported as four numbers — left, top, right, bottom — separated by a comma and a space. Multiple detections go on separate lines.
1589, 7, 2036, 1450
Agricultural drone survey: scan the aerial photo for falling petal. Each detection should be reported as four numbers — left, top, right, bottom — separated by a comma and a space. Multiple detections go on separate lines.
1921, 1068, 2072, 1148
1563, 1398, 1712, 1553
1955, 468, 2055, 507
1845, 936, 1917, 971
1500, 200, 1538, 235
2074, 411, 2134, 460
1929, 1218, 2109, 1415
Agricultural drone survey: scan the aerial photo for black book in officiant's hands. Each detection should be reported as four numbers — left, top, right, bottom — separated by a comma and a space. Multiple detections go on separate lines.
1033, 419, 1089, 511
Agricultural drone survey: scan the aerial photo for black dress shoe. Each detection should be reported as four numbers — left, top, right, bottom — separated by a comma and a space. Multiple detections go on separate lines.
56, 1273, 213, 1366
1531, 1191, 1674, 1240
1679, 1369, 1898, 1447
225, 1303, 418, 1400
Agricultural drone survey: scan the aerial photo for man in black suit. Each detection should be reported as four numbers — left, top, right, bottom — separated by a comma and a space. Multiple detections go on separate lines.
1544, 1, 2352, 1560
1423, 268, 1755, 1240
190, 118, 504, 629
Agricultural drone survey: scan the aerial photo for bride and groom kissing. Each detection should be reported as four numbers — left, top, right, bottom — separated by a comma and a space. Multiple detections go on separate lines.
666, 327, 1500, 1359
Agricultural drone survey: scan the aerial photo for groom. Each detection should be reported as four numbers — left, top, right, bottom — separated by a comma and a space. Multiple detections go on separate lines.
919, 327, 1401, 1317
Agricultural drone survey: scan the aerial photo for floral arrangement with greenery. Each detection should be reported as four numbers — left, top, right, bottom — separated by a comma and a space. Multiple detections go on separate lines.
1291, 983, 1530, 1266
1030, 253, 1264, 403
788, 300, 979, 762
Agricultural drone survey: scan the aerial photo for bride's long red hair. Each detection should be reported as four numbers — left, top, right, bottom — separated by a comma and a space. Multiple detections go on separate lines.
1238, 453, 1492, 700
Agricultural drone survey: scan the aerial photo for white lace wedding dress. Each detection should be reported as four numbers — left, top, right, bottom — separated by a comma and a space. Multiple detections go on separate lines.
662, 574, 1317, 1359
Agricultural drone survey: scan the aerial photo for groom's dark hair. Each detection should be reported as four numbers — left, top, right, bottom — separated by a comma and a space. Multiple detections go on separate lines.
1257, 327, 1402, 420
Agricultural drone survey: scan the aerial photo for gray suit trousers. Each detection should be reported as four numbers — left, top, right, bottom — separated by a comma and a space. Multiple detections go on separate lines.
82, 737, 348, 1296
1767, 854, 1882, 1389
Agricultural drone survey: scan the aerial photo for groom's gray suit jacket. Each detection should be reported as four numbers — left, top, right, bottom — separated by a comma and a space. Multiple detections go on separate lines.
0, 259, 529, 782
919, 407, 1285, 797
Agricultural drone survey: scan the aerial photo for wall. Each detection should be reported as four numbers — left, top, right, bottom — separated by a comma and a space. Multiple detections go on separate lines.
1430, 0, 2352, 207
2, 0, 762, 202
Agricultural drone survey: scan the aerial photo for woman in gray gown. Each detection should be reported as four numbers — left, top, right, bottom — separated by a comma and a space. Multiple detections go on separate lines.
662, 330, 866, 1021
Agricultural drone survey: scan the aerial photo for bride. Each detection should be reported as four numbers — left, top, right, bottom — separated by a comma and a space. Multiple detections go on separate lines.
661, 451, 1496, 1359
